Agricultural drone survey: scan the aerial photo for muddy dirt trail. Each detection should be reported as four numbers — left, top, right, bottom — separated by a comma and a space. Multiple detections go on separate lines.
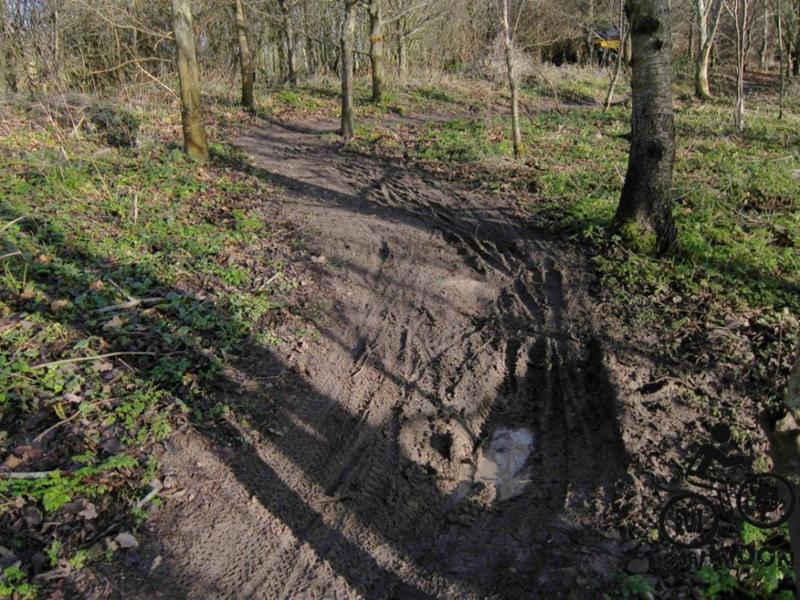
87, 119, 640, 599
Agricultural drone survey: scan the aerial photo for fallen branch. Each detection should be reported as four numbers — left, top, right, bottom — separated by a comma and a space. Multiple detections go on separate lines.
34, 398, 110, 442
30, 351, 156, 371
1, 216, 26, 233
93, 297, 167, 313
0, 470, 60, 479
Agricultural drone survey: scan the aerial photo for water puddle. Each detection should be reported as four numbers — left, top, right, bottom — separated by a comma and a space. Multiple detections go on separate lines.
474, 427, 535, 501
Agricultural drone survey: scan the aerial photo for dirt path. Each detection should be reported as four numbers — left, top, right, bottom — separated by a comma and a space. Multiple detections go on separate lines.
83, 118, 637, 599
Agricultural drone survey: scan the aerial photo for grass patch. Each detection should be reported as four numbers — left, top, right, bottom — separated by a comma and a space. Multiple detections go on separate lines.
0, 100, 311, 591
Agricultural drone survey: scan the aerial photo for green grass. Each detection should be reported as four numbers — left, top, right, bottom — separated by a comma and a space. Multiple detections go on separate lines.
0, 102, 310, 592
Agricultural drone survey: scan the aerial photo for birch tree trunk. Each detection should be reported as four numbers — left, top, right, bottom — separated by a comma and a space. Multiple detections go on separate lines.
612, 0, 677, 254
369, 0, 385, 103
233, 0, 255, 110
501, 0, 522, 158
694, 0, 725, 99
341, 0, 358, 140
171, 0, 209, 162
727, 0, 754, 130
278, 0, 298, 85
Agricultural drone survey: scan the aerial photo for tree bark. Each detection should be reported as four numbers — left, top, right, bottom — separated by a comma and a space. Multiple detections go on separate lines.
278, 0, 298, 85
233, 0, 255, 110
501, 0, 522, 158
0, 1, 16, 93
341, 0, 358, 140
52, 1, 60, 82
760, 0, 772, 68
398, 18, 408, 79
728, 0, 754, 130
171, 0, 209, 162
776, 0, 786, 118
369, 0, 385, 103
586, 0, 596, 65
694, 0, 724, 99
612, 0, 677, 255
302, 0, 314, 73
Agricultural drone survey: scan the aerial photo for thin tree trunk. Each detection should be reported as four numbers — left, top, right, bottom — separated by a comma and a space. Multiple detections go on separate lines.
302, 0, 314, 73
794, 13, 800, 76
605, 0, 628, 110
52, 1, 60, 82
369, 0, 385, 103
171, 0, 209, 162
587, 0, 596, 65
760, 0, 771, 68
776, 0, 786, 118
278, 0, 297, 85
501, 0, 522, 158
398, 19, 408, 79
0, 1, 16, 93
728, 0, 753, 130
612, 0, 677, 255
694, 0, 724, 98
341, 0, 358, 140
233, 0, 255, 109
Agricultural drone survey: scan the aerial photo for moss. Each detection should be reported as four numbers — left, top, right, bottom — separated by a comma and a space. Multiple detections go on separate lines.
619, 220, 659, 255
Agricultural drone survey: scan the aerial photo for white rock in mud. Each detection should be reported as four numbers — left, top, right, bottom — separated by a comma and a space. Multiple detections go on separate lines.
475, 427, 535, 501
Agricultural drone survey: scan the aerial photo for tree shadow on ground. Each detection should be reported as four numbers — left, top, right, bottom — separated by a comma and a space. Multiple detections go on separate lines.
1, 121, 631, 597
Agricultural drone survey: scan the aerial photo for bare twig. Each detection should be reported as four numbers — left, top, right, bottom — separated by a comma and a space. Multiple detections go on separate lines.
94, 297, 166, 314
0, 471, 60, 479
30, 352, 156, 371
35, 398, 110, 442
1, 217, 26, 233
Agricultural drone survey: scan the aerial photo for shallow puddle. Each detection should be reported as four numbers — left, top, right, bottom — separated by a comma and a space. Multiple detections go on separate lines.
474, 427, 535, 501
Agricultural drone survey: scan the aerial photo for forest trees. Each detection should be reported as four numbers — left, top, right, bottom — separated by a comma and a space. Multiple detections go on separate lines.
233, 0, 255, 110
171, 0, 209, 161
612, 0, 677, 254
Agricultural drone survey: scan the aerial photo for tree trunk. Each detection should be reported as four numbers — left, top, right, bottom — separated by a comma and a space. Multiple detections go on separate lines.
52, 1, 60, 82
501, 0, 522, 158
233, 0, 255, 110
278, 0, 297, 85
398, 21, 408, 79
729, 0, 753, 130
171, 0, 209, 162
776, 0, 786, 117
612, 0, 677, 255
369, 0, 385, 103
760, 0, 771, 68
587, 0, 596, 65
694, 0, 724, 99
0, 1, 16, 93
341, 0, 357, 140
605, 0, 628, 109
302, 0, 314, 73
